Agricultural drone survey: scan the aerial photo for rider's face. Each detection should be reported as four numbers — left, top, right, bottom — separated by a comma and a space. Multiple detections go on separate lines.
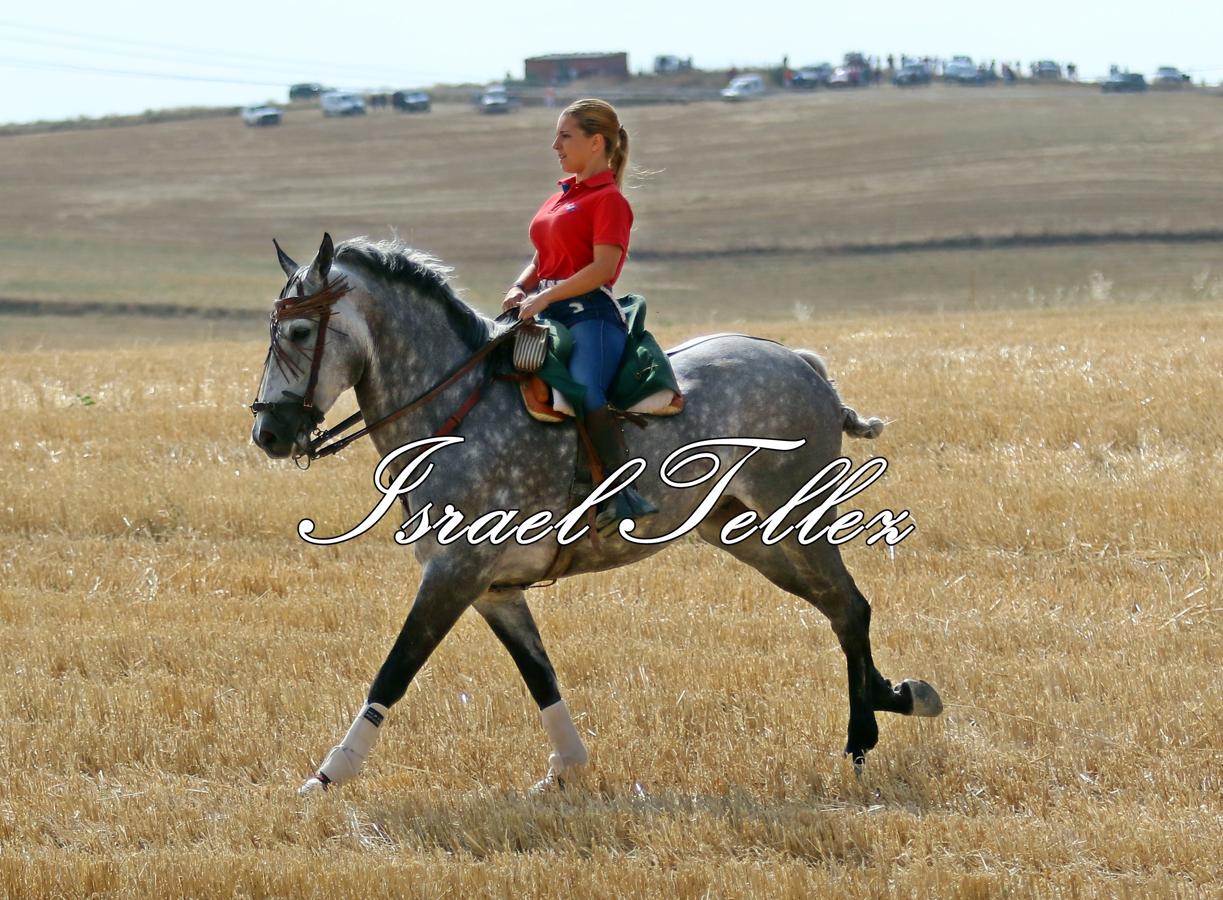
552, 114, 603, 177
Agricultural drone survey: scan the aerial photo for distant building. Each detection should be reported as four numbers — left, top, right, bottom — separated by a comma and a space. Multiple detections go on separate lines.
524, 52, 630, 84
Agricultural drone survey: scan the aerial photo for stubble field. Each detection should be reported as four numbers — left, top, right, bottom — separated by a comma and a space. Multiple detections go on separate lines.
2, 303, 1220, 896
1, 85, 1221, 897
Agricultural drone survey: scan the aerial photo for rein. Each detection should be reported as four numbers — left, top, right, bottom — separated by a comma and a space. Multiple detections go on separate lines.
250, 274, 520, 465
305, 323, 518, 461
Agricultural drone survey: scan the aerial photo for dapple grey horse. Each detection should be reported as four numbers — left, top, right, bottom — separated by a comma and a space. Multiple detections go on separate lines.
250, 234, 943, 794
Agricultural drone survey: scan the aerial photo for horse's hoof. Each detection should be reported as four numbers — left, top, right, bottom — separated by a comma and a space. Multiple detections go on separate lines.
298, 774, 330, 796
528, 765, 588, 796
528, 772, 561, 795
903, 679, 944, 717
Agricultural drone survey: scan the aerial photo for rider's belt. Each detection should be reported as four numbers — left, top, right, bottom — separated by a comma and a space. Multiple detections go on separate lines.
535, 280, 625, 326
537, 279, 614, 298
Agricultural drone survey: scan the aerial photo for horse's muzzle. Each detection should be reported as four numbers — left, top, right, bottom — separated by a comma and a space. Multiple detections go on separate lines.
250, 391, 323, 458
251, 415, 296, 458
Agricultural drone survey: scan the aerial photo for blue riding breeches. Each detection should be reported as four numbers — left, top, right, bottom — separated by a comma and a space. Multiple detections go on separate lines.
566, 318, 627, 411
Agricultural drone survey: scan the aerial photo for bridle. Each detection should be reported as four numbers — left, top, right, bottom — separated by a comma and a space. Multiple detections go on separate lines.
249, 272, 520, 466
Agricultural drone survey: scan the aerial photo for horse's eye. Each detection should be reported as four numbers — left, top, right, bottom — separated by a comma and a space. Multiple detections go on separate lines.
288, 323, 312, 343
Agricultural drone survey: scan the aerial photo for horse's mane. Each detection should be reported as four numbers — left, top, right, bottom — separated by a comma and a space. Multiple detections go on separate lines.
334, 237, 494, 350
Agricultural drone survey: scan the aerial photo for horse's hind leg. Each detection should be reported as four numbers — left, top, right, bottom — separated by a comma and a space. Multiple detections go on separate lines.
777, 538, 943, 765
696, 503, 879, 762
474, 591, 588, 790
698, 500, 940, 767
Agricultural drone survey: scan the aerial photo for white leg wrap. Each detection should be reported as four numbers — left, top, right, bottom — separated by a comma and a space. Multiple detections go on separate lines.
316, 702, 389, 786
540, 699, 588, 773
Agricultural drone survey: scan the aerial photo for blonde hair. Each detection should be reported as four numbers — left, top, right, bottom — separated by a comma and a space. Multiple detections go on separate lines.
563, 98, 630, 188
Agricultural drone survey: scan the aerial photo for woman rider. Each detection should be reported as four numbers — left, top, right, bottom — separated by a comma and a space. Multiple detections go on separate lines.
502, 98, 656, 536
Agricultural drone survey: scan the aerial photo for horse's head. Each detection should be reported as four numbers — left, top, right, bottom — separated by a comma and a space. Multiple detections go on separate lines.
250, 233, 369, 459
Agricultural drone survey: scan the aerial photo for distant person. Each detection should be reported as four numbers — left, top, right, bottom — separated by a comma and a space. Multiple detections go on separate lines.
1067, 63, 1077, 80
544, 86, 557, 108
501, 98, 656, 534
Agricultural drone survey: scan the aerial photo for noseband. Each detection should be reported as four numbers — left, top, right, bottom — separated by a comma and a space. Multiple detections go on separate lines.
250, 273, 521, 465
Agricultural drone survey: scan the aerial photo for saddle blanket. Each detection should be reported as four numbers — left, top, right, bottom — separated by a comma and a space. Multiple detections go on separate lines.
518, 294, 684, 423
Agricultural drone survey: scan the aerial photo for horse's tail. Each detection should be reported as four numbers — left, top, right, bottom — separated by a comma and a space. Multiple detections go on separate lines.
794, 349, 886, 440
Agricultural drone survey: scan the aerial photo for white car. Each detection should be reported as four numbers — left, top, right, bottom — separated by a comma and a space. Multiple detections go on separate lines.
478, 84, 512, 114
241, 105, 281, 126
320, 91, 366, 117
720, 74, 766, 101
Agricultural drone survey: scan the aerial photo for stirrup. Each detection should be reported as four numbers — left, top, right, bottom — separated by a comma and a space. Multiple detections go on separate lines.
596, 487, 658, 537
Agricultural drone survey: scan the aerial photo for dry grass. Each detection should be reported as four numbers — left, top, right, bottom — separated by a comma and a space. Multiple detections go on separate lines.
3, 86, 1223, 321
1, 301, 1219, 897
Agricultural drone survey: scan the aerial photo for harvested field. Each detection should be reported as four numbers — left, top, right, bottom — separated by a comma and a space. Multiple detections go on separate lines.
1, 79, 1221, 897
1, 302, 1220, 897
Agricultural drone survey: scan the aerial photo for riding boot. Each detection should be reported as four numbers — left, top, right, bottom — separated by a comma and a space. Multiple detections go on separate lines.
585, 405, 658, 537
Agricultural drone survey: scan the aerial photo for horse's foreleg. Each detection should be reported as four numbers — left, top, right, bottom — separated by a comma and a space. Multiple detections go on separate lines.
475, 592, 589, 790
301, 564, 480, 794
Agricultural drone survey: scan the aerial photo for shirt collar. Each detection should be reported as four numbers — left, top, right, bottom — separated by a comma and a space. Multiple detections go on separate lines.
558, 169, 616, 192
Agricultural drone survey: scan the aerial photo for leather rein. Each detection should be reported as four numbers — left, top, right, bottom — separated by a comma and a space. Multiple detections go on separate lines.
250, 275, 520, 465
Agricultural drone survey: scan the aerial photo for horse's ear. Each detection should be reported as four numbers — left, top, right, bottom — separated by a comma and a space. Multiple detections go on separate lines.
308, 232, 334, 284
273, 238, 298, 278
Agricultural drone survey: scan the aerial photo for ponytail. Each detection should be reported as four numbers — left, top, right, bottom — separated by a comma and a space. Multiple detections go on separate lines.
610, 126, 630, 188
563, 98, 630, 188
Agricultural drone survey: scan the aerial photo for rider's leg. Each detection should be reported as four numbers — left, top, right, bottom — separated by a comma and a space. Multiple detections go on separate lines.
567, 319, 657, 535
566, 318, 626, 412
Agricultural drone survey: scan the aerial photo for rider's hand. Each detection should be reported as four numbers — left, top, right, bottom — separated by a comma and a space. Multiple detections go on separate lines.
502, 286, 526, 311
517, 290, 553, 320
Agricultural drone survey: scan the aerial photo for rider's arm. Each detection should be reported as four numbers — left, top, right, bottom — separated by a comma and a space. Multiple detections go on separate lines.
502, 253, 540, 310
513, 252, 540, 293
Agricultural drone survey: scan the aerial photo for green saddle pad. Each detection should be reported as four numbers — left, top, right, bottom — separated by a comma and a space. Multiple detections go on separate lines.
536, 294, 680, 418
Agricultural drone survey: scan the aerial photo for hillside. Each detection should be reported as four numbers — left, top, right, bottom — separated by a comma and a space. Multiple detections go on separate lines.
1, 84, 1222, 339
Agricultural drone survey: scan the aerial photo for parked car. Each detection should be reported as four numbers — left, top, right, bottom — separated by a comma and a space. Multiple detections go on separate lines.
392, 90, 431, 112
828, 66, 869, 87
944, 59, 985, 85
241, 105, 282, 126
791, 64, 832, 88
893, 63, 932, 86
720, 74, 766, 100
289, 82, 324, 102
1102, 72, 1148, 93
654, 55, 693, 74
1153, 66, 1190, 88
828, 52, 871, 87
478, 84, 512, 114
320, 91, 365, 116
1034, 60, 1062, 79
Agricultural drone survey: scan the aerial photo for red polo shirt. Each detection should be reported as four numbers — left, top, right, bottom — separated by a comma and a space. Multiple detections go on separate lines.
528, 169, 633, 289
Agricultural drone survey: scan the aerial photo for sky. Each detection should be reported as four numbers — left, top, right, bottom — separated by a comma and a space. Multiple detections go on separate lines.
2, 1, 1222, 124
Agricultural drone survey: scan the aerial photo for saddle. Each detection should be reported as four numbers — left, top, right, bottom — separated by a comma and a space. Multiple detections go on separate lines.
518, 373, 684, 422
510, 294, 684, 423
